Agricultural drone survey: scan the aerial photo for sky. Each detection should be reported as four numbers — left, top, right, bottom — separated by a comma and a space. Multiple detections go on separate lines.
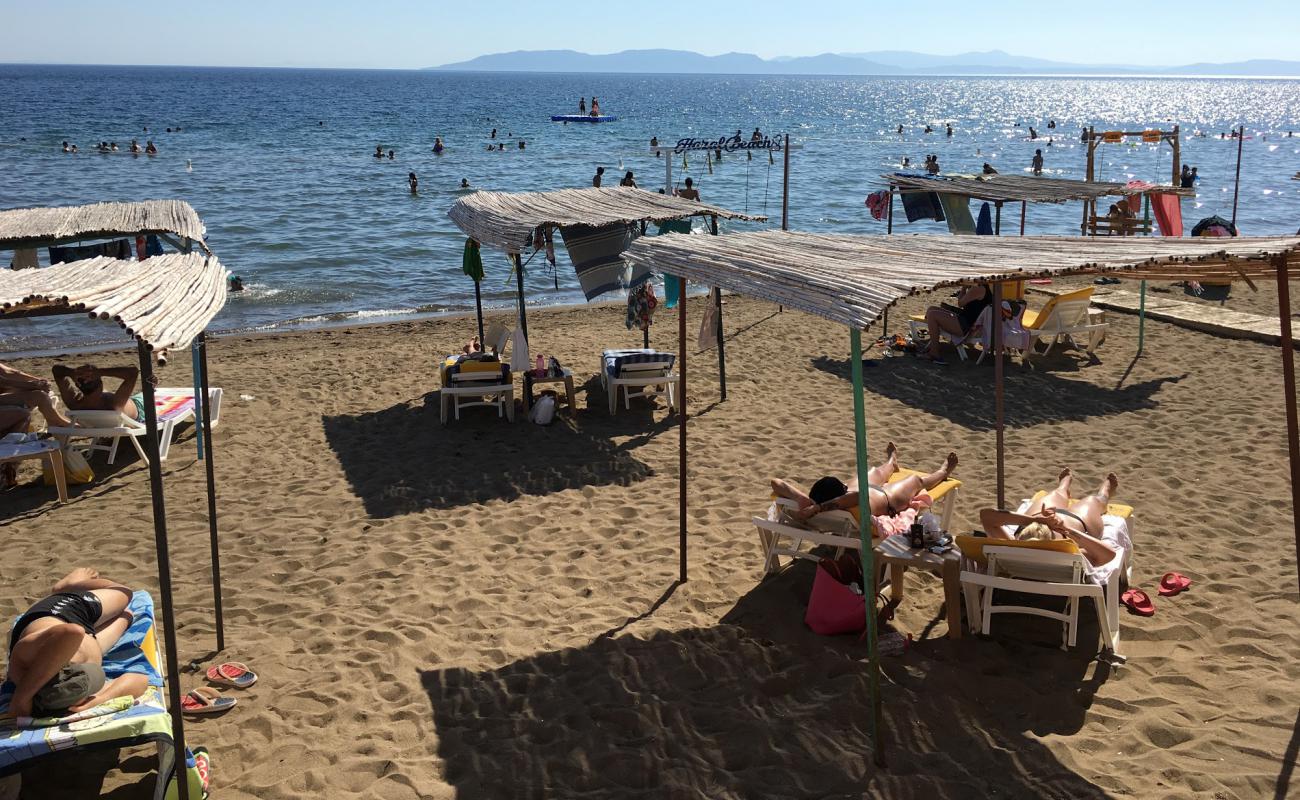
2, 0, 1298, 69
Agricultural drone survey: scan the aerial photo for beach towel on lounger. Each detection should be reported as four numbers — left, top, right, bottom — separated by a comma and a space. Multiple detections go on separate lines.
0, 591, 171, 780
602, 349, 675, 378
997, 500, 1132, 586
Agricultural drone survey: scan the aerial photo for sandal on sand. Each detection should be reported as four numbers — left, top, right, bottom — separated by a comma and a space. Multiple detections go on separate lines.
182, 687, 236, 715
1158, 572, 1192, 596
206, 661, 257, 688
1121, 589, 1155, 616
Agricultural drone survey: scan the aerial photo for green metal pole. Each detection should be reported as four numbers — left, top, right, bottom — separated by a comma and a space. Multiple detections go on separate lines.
1138, 280, 1147, 355
850, 327, 884, 766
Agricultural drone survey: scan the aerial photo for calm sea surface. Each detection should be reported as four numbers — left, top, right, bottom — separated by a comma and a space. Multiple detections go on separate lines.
1, 65, 1298, 352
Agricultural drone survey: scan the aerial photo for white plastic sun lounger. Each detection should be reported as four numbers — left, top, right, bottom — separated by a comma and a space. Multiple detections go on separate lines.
600, 349, 678, 415
47, 387, 222, 464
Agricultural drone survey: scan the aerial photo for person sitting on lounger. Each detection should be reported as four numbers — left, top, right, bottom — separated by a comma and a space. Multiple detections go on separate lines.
919, 282, 992, 363
4, 568, 148, 719
978, 468, 1120, 568
771, 444, 958, 521
52, 364, 144, 422
0, 362, 74, 434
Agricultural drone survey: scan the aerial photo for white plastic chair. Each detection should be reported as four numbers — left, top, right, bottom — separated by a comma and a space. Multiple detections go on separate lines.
47, 387, 222, 464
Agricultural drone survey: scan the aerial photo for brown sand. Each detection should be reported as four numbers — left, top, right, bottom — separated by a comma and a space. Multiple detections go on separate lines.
2, 291, 1297, 799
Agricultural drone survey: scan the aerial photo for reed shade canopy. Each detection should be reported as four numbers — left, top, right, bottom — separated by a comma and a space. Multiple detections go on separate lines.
624, 229, 1300, 765
0, 199, 208, 250
879, 173, 1196, 204
447, 186, 766, 255
622, 231, 1300, 330
0, 252, 228, 352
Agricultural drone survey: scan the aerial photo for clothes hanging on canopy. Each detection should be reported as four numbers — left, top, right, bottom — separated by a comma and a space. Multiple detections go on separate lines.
1151, 194, 1184, 237
865, 191, 890, 221
900, 191, 945, 223
975, 202, 994, 235
48, 239, 131, 264
462, 238, 484, 281
626, 282, 658, 332
559, 223, 645, 301
937, 193, 975, 234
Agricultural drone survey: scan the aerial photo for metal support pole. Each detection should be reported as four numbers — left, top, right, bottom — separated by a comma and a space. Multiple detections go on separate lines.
994, 202, 1002, 236
1019, 201, 1027, 236
1231, 124, 1245, 227
678, 276, 688, 583
711, 215, 726, 401
665, 144, 673, 194
196, 333, 224, 652
849, 327, 884, 766
473, 279, 485, 345
886, 187, 894, 234
781, 134, 790, 231
1137, 280, 1147, 355
137, 341, 191, 800
190, 342, 204, 460
1275, 255, 1300, 592
513, 253, 528, 345
992, 282, 1006, 510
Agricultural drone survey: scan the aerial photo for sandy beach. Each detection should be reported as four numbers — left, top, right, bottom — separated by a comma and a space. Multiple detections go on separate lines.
2, 288, 1298, 799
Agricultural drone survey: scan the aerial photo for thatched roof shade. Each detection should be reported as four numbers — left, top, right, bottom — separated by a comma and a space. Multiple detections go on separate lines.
0, 253, 228, 351
881, 173, 1195, 204
622, 231, 1300, 329
448, 187, 766, 254
0, 200, 208, 249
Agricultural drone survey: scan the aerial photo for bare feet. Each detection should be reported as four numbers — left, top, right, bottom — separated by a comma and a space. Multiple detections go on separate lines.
1058, 466, 1072, 482
884, 441, 898, 461
939, 452, 958, 477
1100, 472, 1118, 499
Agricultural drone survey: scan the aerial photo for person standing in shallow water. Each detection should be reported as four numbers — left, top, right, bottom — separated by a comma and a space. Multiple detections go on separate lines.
592, 166, 604, 187
408, 172, 418, 194
1031, 149, 1044, 176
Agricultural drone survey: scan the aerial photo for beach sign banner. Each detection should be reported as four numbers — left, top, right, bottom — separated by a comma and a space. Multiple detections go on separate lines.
669, 134, 787, 154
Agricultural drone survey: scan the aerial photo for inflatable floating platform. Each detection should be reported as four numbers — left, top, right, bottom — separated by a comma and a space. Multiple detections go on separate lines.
551, 115, 617, 123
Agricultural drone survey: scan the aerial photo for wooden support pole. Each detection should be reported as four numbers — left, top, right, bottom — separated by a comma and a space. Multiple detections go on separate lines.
1275, 255, 1300, 592
993, 282, 1006, 510
137, 342, 191, 800
678, 276, 688, 583
886, 187, 894, 234
197, 333, 224, 653
779, 134, 790, 314
849, 327, 885, 767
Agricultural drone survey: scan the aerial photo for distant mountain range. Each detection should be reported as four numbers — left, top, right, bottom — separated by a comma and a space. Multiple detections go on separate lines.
432, 49, 1300, 77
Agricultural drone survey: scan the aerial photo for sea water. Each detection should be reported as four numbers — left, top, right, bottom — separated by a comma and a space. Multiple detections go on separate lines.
1, 65, 1298, 352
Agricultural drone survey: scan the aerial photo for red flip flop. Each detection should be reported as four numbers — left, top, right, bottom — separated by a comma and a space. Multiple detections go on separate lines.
1121, 588, 1155, 616
1158, 572, 1192, 596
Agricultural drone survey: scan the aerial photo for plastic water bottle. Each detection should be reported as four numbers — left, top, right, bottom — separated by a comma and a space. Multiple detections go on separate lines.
535, 354, 544, 375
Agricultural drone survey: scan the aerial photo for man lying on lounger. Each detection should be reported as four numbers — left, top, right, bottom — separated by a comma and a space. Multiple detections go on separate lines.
52, 364, 144, 422
771, 444, 958, 520
978, 468, 1120, 568
0, 361, 74, 435
4, 568, 147, 719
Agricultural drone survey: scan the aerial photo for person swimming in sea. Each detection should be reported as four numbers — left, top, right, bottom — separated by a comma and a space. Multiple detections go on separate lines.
409, 172, 418, 194
946, 124, 953, 137
460, 178, 470, 188
388, 149, 395, 160
229, 275, 245, 292
490, 128, 497, 139
374, 144, 384, 159
897, 124, 904, 134
983, 162, 998, 174
145, 140, 157, 155
518, 140, 525, 150
432, 137, 444, 154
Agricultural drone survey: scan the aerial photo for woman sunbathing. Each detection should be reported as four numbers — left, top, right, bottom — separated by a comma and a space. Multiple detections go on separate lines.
771, 444, 958, 521
5, 568, 147, 719
978, 468, 1120, 567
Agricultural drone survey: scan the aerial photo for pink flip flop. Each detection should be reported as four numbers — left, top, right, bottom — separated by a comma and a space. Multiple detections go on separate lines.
206, 661, 257, 689
1158, 572, 1192, 596
1121, 588, 1155, 616
181, 687, 236, 715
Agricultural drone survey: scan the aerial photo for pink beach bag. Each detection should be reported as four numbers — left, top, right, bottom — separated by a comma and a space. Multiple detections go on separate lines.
805, 563, 867, 636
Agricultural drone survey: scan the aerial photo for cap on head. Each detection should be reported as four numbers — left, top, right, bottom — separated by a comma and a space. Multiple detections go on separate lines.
33, 663, 105, 715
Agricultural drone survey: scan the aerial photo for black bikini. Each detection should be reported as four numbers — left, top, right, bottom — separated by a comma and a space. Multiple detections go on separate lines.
1014, 506, 1095, 537
8, 591, 102, 653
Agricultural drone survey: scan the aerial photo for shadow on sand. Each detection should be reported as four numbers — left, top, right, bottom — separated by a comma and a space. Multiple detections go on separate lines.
323, 386, 672, 518
813, 354, 1186, 432
420, 559, 1112, 799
